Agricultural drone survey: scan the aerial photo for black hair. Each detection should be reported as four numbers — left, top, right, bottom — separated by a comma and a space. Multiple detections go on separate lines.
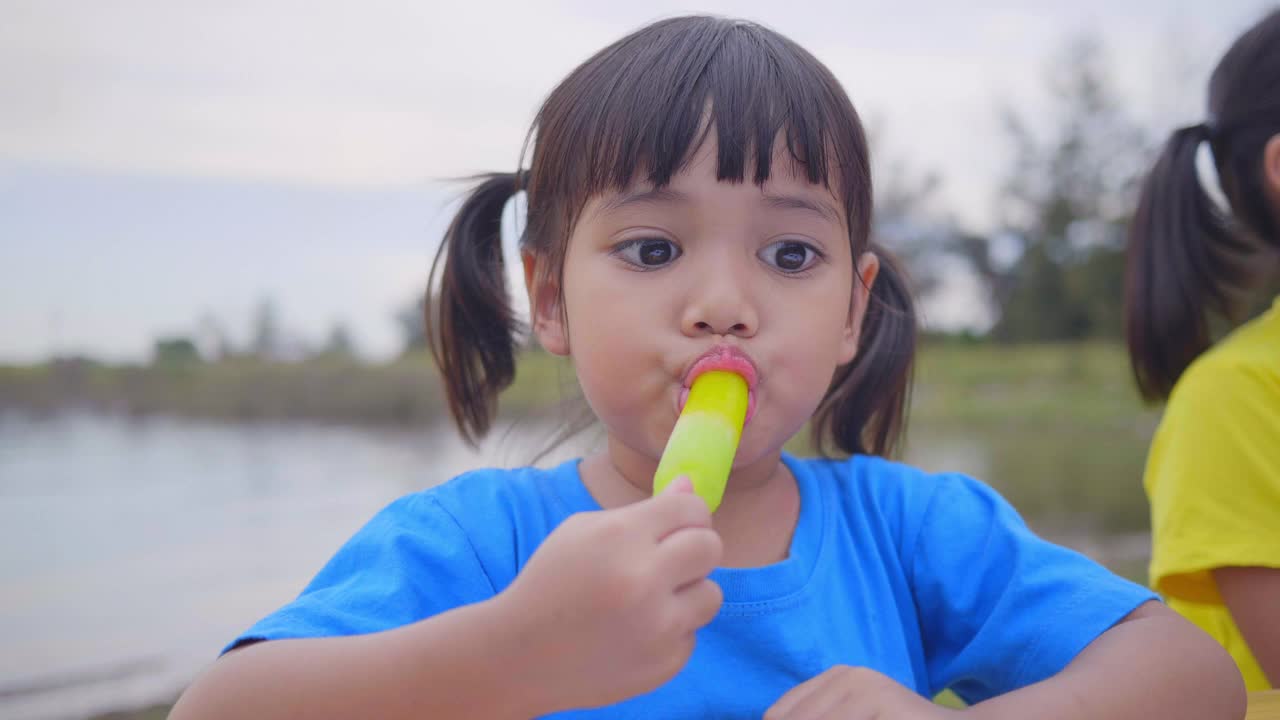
428, 15, 917, 456
1125, 8, 1280, 401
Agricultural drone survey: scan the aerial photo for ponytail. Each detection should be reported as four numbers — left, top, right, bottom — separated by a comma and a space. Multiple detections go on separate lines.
1126, 9, 1280, 402
426, 173, 522, 444
1124, 126, 1256, 402
813, 243, 917, 458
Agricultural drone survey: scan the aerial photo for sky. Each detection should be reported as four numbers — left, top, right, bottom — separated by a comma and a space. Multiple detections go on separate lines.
0, 0, 1270, 362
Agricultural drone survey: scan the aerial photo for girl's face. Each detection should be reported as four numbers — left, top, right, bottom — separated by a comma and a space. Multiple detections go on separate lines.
529, 136, 878, 478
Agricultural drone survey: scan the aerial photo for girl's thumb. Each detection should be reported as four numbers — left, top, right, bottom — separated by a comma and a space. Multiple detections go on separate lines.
662, 475, 694, 495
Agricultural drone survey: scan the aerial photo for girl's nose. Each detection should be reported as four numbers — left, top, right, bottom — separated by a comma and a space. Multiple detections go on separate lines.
680, 273, 758, 338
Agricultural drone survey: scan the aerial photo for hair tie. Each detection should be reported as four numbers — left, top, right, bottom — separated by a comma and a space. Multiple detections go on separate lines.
1186, 120, 1231, 214
1183, 122, 1214, 141
1204, 117, 1222, 140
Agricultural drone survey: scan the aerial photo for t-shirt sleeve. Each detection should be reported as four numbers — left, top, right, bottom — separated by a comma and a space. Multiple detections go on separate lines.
909, 475, 1156, 704
1146, 360, 1280, 604
223, 492, 498, 654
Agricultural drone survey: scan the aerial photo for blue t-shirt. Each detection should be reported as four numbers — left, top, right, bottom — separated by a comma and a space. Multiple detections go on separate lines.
227, 454, 1155, 715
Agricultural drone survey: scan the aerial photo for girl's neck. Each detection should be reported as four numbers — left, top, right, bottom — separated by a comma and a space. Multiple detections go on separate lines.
578, 440, 801, 568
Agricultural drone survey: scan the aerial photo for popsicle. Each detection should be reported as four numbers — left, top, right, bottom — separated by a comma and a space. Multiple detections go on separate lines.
652, 370, 749, 512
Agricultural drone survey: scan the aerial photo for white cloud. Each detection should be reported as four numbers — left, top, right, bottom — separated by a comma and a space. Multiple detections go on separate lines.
0, 0, 1268, 360
1, 0, 617, 182
2, 0, 1260, 188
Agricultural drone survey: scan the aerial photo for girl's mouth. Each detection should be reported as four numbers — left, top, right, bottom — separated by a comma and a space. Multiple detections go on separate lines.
677, 345, 759, 425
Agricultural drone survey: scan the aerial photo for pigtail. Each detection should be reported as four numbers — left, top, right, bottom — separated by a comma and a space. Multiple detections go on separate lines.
426, 173, 522, 444
1123, 127, 1252, 403
813, 244, 918, 458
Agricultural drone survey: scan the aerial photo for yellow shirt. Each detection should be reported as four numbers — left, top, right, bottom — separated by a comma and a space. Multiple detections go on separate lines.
1145, 296, 1280, 691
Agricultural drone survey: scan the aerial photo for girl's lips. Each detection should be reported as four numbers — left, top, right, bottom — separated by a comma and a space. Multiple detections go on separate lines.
677, 346, 760, 425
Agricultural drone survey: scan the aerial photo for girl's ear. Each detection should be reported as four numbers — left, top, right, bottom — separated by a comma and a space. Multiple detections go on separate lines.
523, 251, 569, 356
839, 251, 881, 365
1265, 134, 1280, 215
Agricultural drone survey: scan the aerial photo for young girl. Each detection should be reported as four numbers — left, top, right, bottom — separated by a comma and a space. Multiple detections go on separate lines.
173, 16, 1244, 719
1126, 9, 1280, 692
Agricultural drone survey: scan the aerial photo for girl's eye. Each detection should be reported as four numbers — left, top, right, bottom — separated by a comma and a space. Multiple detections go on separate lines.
759, 240, 821, 273
614, 238, 681, 268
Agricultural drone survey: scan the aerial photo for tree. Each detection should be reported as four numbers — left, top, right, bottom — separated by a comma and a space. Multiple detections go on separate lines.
250, 297, 283, 359
396, 297, 428, 355
194, 312, 235, 360
320, 321, 357, 359
959, 34, 1151, 341
152, 336, 201, 367
873, 153, 949, 302
867, 122, 953, 304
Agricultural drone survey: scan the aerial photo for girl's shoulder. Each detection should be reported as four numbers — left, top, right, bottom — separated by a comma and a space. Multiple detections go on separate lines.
1166, 301, 1280, 417
400, 459, 585, 525
787, 452, 979, 499
355, 460, 585, 591
786, 453, 1007, 540
1185, 297, 1280, 378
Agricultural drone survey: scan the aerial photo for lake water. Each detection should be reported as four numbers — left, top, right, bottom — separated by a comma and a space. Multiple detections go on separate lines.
0, 411, 1151, 719
0, 412, 591, 720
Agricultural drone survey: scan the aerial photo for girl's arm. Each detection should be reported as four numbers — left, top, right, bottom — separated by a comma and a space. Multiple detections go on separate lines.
171, 478, 723, 720
963, 601, 1246, 720
1215, 566, 1280, 686
169, 596, 555, 720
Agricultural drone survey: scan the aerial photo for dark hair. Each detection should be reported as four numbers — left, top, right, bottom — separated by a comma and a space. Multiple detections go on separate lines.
427, 15, 917, 456
1125, 8, 1280, 402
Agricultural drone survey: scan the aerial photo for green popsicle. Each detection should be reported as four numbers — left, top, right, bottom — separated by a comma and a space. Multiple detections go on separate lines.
652, 370, 749, 512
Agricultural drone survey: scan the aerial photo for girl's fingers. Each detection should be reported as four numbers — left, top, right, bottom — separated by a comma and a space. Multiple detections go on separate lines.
774, 681, 846, 720
765, 669, 838, 719
630, 481, 713, 542
672, 577, 723, 630
657, 525, 723, 587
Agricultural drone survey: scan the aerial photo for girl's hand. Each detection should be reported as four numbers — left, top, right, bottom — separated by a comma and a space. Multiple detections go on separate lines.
765, 666, 959, 720
497, 476, 723, 713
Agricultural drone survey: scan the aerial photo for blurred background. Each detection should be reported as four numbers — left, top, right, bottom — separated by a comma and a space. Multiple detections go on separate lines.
2, 1, 1275, 717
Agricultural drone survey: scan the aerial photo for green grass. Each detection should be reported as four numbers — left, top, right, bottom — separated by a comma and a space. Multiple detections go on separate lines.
2, 342, 1162, 539
911, 341, 1157, 429
1, 343, 1163, 538
46, 343, 1162, 719
1, 341, 1153, 427
908, 342, 1160, 537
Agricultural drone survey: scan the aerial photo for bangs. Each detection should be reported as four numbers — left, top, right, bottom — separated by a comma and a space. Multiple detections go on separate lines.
527, 16, 871, 239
